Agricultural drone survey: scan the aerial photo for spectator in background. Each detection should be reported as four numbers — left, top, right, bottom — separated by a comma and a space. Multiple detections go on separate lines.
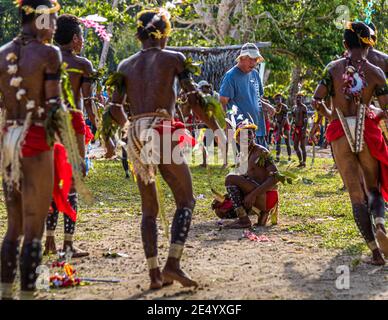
219, 43, 267, 148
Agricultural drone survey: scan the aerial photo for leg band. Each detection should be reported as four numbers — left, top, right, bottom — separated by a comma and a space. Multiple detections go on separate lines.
352, 203, 376, 248
141, 215, 158, 259
64, 234, 73, 242
250, 206, 261, 215
168, 243, 184, 259
64, 194, 77, 235
236, 206, 248, 218
46, 230, 55, 237
46, 201, 59, 231
368, 189, 385, 221
146, 257, 159, 270
171, 207, 192, 245
1, 239, 20, 284
226, 185, 244, 209
20, 239, 42, 292
0, 283, 13, 299
19, 290, 35, 300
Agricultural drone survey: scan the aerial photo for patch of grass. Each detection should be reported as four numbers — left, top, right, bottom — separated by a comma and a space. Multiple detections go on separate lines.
0, 154, 383, 256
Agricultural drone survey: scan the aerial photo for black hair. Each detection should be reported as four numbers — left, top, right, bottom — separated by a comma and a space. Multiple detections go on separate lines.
54, 14, 82, 45
344, 21, 372, 49
19, 0, 52, 25
136, 10, 169, 41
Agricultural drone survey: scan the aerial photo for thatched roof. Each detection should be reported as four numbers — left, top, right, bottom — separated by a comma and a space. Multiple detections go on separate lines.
167, 42, 271, 90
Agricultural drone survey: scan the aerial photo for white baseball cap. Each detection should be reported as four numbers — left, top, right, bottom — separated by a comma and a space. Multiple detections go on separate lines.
236, 43, 264, 63
198, 80, 211, 88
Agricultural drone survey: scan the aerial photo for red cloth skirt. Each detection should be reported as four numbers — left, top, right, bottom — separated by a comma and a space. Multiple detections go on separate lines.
70, 110, 94, 145
292, 125, 305, 142
266, 190, 279, 211
326, 116, 388, 202
52, 143, 76, 222
154, 120, 197, 148
274, 122, 290, 142
21, 125, 51, 157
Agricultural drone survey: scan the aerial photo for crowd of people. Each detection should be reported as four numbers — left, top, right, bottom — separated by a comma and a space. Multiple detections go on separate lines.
0, 0, 387, 300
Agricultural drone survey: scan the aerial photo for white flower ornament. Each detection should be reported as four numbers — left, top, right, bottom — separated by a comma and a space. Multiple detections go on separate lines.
16, 89, 26, 101
26, 100, 35, 110
7, 65, 18, 75
10, 77, 23, 87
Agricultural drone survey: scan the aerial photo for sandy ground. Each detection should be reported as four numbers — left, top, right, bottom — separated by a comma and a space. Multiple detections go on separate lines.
35, 213, 388, 300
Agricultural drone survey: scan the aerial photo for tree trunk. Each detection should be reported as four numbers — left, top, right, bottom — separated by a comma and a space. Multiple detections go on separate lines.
98, 0, 118, 69
289, 64, 302, 106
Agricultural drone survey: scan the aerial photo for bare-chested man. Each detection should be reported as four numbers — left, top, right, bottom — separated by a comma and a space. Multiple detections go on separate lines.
313, 22, 388, 265
292, 93, 308, 167
273, 93, 291, 162
44, 14, 96, 258
107, 9, 224, 289
0, 0, 61, 299
367, 23, 388, 78
224, 122, 280, 229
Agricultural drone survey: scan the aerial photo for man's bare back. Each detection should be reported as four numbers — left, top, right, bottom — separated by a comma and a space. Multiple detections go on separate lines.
118, 48, 185, 116
61, 50, 93, 109
367, 48, 388, 76
0, 40, 61, 121
327, 58, 386, 118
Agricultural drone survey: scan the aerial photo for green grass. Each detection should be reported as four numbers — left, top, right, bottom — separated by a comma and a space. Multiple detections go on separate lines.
0, 152, 379, 256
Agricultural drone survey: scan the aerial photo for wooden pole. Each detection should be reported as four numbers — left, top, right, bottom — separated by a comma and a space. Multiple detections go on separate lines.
98, 0, 119, 69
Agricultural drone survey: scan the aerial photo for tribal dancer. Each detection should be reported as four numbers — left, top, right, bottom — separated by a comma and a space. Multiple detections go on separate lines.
224, 122, 280, 229
291, 93, 308, 167
44, 14, 96, 258
0, 0, 61, 299
366, 22, 388, 143
273, 93, 291, 162
106, 9, 224, 289
313, 22, 388, 265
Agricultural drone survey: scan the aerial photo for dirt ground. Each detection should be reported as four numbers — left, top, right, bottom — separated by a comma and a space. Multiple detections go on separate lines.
36, 213, 388, 300
4, 144, 387, 300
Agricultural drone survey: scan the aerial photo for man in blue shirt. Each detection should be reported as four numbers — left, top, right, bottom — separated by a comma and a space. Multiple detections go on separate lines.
220, 43, 267, 148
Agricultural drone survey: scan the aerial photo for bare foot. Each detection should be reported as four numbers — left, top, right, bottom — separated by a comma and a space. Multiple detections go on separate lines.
149, 268, 163, 290
376, 227, 388, 257
364, 249, 385, 266
63, 242, 89, 258
255, 212, 269, 226
224, 217, 252, 229
43, 236, 57, 255
162, 266, 198, 288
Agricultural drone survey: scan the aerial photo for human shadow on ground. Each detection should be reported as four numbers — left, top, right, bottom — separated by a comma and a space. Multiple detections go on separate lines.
282, 244, 388, 300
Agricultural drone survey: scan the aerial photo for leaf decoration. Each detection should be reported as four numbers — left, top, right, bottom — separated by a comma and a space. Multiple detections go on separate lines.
96, 109, 120, 142
255, 152, 274, 167
199, 93, 226, 129
90, 68, 106, 93
184, 57, 202, 76
272, 170, 299, 185
105, 71, 126, 96
60, 63, 82, 110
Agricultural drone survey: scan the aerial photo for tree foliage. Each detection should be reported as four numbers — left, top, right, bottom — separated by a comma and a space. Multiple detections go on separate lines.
0, 0, 386, 100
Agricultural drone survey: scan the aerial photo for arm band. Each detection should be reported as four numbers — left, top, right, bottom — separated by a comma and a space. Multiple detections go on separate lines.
375, 84, 388, 97
44, 71, 61, 81
177, 70, 190, 81
81, 76, 92, 84
108, 102, 123, 108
